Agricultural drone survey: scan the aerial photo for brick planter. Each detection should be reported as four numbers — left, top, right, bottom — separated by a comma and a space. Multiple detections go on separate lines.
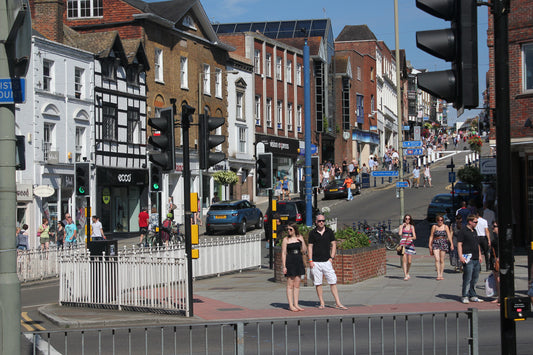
274, 244, 386, 285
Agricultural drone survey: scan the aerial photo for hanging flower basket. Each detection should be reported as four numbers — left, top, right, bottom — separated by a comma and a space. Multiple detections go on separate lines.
468, 135, 483, 153
212, 171, 239, 185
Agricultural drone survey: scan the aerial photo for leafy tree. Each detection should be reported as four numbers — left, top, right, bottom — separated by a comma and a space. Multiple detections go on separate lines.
457, 166, 482, 189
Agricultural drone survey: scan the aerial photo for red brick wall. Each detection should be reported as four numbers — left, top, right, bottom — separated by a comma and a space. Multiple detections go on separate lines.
30, 0, 65, 43
274, 245, 386, 285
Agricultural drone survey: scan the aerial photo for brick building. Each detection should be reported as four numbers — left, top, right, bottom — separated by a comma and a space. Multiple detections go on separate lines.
487, 0, 533, 248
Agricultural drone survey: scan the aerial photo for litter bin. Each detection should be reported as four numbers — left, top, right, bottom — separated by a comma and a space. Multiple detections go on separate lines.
361, 173, 370, 189
87, 240, 118, 303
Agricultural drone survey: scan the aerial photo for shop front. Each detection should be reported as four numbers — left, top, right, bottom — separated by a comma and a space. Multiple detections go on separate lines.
256, 134, 300, 196
96, 168, 148, 234
352, 129, 380, 168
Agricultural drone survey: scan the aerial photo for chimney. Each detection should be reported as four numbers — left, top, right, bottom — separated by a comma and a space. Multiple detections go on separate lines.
29, 0, 65, 43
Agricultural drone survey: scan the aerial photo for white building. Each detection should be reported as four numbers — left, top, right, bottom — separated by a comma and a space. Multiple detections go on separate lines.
16, 34, 94, 247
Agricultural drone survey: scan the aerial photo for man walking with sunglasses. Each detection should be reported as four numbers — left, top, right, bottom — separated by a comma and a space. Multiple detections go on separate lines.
457, 214, 484, 304
308, 214, 347, 310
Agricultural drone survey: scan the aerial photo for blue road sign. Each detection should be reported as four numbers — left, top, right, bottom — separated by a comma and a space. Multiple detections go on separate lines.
402, 125, 410, 131
0, 78, 25, 103
396, 181, 409, 188
298, 144, 318, 155
402, 140, 423, 148
449, 172, 456, 183
403, 148, 424, 156
371, 170, 399, 177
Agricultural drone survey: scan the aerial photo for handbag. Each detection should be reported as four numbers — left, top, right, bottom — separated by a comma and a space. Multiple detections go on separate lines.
396, 245, 405, 255
485, 273, 496, 297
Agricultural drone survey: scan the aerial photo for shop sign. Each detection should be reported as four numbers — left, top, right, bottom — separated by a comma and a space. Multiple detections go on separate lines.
16, 184, 33, 202
102, 187, 111, 205
98, 168, 148, 186
255, 134, 299, 156
34, 185, 55, 198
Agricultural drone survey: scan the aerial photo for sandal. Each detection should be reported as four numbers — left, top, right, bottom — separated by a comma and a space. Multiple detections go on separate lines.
335, 305, 348, 310
317, 304, 325, 309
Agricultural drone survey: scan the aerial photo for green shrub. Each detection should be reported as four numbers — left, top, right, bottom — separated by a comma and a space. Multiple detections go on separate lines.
335, 227, 371, 250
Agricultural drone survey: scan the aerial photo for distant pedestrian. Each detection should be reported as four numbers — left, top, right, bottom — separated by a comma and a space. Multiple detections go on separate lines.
64, 216, 77, 247
56, 221, 65, 249
281, 223, 307, 312
148, 207, 159, 246
211, 192, 220, 204
38, 217, 50, 250
457, 214, 484, 304
343, 175, 353, 201
308, 214, 347, 310
474, 212, 491, 271
398, 214, 417, 281
412, 166, 420, 188
161, 213, 173, 246
428, 215, 453, 280
450, 214, 462, 271
138, 207, 149, 246
16, 224, 29, 251
456, 201, 470, 228
90, 215, 106, 241
423, 165, 432, 187
275, 177, 283, 199
282, 176, 291, 200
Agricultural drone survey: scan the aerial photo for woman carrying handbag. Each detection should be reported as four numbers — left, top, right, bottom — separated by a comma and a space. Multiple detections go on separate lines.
398, 214, 417, 281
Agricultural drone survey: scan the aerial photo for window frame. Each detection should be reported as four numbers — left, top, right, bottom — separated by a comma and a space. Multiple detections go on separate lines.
180, 56, 188, 89
236, 91, 244, 122
67, 0, 103, 19
287, 103, 293, 131
238, 126, 246, 153
215, 68, 222, 98
74, 67, 83, 98
127, 107, 141, 143
154, 48, 163, 83
266, 54, 272, 77
266, 98, 272, 127
523, 43, 533, 92
276, 100, 283, 127
43, 122, 54, 161
43, 59, 53, 92
276, 56, 282, 81
203, 64, 211, 95
255, 95, 261, 126
102, 103, 118, 141
286, 60, 292, 83
254, 49, 261, 74
297, 105, 302, 132
296, 63, 302, 86
75, 127, 85, 162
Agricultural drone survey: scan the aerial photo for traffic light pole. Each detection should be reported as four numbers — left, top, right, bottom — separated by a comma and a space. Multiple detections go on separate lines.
268, 189, 273, 269
394, 0, 404, 219
493, 0, 516, 353
182, 108, 194, 317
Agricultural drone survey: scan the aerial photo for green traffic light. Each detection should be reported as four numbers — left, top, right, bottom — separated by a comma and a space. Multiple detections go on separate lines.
152, 183, 160, 191
78, 187, 85, 194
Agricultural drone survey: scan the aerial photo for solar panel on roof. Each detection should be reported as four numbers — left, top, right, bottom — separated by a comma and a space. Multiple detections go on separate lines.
216, 24, 236, 33
236, 23, 252, 32
251, 23, 266, 33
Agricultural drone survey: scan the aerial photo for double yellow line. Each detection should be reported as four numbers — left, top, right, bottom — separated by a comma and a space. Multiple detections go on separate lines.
21, 312, 46, 332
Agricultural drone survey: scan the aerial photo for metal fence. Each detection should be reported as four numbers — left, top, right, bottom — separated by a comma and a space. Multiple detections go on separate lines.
57, 233, 263, 314
17, 233, 263, 283
59, 252, 189, 314
16, 244, 86, 282
24, 309, 478, 355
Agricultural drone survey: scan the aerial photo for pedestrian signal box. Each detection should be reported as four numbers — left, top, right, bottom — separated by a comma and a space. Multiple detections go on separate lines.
504, 297, 532, 321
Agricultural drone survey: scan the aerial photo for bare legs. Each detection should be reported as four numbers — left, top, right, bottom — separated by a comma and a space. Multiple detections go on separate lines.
402, 254, 412, 280
434, 249, 446, 280
286, 276, 304, 311
315, 284, 345, 309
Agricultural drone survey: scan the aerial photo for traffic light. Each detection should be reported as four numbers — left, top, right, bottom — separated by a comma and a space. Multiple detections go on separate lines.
256, 153, 273, 189
148, 106, 175, 171
150, 164, 162, 192
75, 163, 90, 196
504, 297, 532, 320
415, 0, 478, 112
199, 114, 226, 169
311, 156, 319, 187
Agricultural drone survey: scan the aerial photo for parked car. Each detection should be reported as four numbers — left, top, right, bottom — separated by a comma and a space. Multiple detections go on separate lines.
452, 181, 481, 199
264, 200, 318, 236
205, 200, 263, 235
426, 193, 462, 221
323, 178, 360, 199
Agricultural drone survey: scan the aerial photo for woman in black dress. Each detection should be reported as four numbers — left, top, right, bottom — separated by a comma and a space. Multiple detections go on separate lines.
281, 223, 307, 311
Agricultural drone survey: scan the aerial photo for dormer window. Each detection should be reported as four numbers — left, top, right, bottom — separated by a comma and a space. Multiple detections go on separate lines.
127, 64, 140, 86
182, 15, 196, 30
67, 0, 103, 19
101, 58, 117, 81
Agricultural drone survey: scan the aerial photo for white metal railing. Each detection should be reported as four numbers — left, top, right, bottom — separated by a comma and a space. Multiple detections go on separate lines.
17, 244, 86, 282
57, 233, 262, 314
59, 252, 189, 314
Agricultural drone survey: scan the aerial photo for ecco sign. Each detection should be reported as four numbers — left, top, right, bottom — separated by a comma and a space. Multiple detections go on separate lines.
117, 174, 132, 183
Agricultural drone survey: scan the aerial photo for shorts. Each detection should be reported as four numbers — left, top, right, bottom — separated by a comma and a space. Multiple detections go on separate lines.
17, 245, 27, 250
140, 227, 148, 234
40, 237, 50, 244
311, 261, 337, 286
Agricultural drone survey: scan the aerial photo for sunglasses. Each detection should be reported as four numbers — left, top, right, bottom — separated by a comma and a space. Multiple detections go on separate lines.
316, 220, 325, 223
472, 220, 478, 223
287, 228, 294, 231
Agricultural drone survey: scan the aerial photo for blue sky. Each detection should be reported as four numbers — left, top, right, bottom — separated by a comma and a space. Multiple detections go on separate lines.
200, 0, 489, 126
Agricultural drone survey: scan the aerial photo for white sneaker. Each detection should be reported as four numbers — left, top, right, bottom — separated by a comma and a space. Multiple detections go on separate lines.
469, 297, 484, 302
461, 297, 470, 304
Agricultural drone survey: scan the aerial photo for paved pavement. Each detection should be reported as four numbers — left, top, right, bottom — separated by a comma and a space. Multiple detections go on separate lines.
39, 147, 525, 328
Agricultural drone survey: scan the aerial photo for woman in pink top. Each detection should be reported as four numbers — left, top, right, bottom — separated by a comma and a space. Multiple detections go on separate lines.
398, 214, 417, 281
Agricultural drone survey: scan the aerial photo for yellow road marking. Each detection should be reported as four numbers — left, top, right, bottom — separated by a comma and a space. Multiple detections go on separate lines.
21, 312, 46, 331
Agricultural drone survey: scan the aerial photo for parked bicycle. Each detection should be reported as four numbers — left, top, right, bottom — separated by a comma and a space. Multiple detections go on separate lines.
353, 220, 400, 251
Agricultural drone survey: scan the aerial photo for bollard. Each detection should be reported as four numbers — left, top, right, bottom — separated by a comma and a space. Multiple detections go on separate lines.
389, 176, 392, 183
388, 219, 392, 231
382, 177, 384, 184
374, 177, 377, 187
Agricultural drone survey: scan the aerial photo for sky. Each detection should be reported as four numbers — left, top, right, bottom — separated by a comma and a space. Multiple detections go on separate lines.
199, 0, 489, 126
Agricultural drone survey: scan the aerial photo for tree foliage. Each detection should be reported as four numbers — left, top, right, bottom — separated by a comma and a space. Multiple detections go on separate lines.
457, 166, 482, 188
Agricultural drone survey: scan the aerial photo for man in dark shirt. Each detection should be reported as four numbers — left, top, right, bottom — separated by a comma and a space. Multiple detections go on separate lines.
308, 214, 347, 310
457, 214, 484, 304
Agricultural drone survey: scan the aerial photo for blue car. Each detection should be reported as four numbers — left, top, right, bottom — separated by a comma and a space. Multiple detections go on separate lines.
426, 193, 462, 221
206, 200, 263, 235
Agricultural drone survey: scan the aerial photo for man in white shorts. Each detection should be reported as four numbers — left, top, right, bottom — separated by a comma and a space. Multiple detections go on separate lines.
308, 214, 347, 310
